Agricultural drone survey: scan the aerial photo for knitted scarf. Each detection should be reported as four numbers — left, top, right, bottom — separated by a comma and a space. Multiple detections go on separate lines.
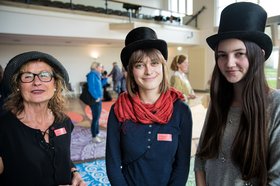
114, 88, 184, 124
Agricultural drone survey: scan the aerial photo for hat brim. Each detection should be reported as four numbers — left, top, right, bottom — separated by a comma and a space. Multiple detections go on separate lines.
3, 51, 69, 96
206, 31, 273, 60
121, 39, 168, 70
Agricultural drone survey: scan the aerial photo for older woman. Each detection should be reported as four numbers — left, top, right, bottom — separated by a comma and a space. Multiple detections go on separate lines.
106, 27, 193, 185
0, 51, 86, 185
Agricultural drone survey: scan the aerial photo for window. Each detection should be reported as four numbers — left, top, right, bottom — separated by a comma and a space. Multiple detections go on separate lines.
216, 0, 280, 26
169, 0, 193, 15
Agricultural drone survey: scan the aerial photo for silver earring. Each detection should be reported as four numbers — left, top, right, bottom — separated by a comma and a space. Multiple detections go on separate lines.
54, 88, 57, 92
16, 88, 19, 91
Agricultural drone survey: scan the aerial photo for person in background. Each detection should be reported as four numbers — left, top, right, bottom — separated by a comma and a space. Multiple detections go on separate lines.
87, 62, 103, 143
120, 66, 127, 94
170, 54, 196, 105
194, 2, 280, 185
106, 27, 193, 185
108, 61, 123, 95
0, 51, 86, 185
101, 70, 112, 102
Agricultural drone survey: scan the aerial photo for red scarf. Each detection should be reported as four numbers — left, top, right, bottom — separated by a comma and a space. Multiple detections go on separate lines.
114, 88, 184, 124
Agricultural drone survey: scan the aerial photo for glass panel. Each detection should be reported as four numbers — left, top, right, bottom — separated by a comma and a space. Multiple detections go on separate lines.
169, 0, 178, 12
260, 0, 280, 17
186, 0, 193, 15
265, 47, 278, 89
279, 26, 280, 41
178, 0, 185, 14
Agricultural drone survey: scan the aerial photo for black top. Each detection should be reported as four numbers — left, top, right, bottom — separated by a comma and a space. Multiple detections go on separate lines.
106, 100, 193, 186
0, 111, 74, 186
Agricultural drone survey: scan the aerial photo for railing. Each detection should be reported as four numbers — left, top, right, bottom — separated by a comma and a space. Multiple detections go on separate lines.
7, 0, 191, 26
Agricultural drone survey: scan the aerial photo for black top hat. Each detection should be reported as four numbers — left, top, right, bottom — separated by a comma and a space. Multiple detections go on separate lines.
3, 51, 69, 96
120, 27, 168, 70
206, 2, 273, 60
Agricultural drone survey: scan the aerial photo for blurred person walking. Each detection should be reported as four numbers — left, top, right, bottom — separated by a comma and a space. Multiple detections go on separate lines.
87, 62, 104, 143
108, 62, 123, 95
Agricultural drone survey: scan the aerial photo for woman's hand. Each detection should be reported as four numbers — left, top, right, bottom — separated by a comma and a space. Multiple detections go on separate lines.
188, 94, 196, 99
71, 170, 87, 186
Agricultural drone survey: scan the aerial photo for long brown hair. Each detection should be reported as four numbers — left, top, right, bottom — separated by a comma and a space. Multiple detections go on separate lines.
126, 49, 169, 97
196, 41, 269, 185
4, 60, 69, 122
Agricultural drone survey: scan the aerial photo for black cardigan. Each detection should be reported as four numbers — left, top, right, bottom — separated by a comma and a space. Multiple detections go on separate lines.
0, 112, 74, 186
106, 100, 193, 186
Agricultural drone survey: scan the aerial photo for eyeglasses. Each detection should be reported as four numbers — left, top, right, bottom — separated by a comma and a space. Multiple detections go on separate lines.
19, 71, 54, 83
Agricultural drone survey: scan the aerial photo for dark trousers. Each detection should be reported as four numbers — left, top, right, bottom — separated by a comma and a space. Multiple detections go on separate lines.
90, 101, 102, 138
113, 80, 121, 94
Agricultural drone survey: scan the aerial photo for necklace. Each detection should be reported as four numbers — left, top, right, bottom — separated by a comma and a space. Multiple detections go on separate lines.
41, 128, 49, 137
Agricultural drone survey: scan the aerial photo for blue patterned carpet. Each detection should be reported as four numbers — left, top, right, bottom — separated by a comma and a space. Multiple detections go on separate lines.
75, 157, 195, 186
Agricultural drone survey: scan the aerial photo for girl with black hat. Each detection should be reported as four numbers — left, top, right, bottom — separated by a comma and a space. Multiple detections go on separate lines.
194, 2, 280, 186
105, 27, 193, 185
0, 51, 86, 185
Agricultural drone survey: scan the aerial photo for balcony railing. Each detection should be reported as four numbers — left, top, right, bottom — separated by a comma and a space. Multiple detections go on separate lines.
6, 0, 189, 26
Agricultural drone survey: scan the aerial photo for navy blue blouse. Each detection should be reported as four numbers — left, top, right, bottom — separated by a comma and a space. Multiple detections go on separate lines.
106, 100, 193, 186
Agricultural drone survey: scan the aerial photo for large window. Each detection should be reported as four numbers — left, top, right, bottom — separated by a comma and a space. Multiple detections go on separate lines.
216, 0, 280, 25
169, 0, 193, 15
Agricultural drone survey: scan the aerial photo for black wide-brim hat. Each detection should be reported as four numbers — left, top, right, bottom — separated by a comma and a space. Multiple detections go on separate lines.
3, 51, 69, 96
121, 27, 168, 70
206, 2, 273, 60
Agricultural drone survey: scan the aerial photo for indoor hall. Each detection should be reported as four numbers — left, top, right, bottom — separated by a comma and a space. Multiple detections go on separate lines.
0, 0, 280, 185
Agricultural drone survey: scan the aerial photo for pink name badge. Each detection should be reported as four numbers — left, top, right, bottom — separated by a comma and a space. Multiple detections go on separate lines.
54, 127, 67, 136
157, 133, 172, 141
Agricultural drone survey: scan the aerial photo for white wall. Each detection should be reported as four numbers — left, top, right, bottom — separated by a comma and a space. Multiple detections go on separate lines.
0, 44, 122, 94
195, 0, 216, 82
0, 43, 196, 94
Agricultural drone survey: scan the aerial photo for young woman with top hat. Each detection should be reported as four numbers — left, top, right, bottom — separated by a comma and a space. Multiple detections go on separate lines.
0, 51, 86, 185
105, 27, 193, 185
194, 2, 280, 186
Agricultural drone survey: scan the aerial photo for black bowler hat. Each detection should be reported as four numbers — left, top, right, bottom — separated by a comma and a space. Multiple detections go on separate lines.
3, 51, 69, 95
207, 2, 273, 60
120, 27, 168, 70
